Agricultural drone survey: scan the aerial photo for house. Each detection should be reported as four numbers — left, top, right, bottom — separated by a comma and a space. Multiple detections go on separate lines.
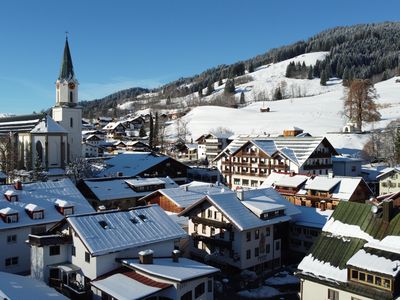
122, 116, 145, 130
28, 205, 189, 298
377, 167, 400, 195
125, 140, 151, 152
262, 172, 373, 210
297, 200, 400, 300
82, 142, 102, 158
196, 133, 232, 164
102, 121, 126, 139
289, 205, 333, 261
141, 181, 230, 213
78, 176, 178, 210
92, 253, 219, 300
0, 178, 94, 274
99, 152, 190, 184
96, 117, 113, 129
0, 271, 67, 299
174, 141, 198, 162
215, 135, 338, 189
332, 155, 363, 177
179, 188, 301, 272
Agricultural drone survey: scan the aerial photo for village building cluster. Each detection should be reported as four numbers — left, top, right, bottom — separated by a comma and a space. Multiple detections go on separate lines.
0, 38, 399, 300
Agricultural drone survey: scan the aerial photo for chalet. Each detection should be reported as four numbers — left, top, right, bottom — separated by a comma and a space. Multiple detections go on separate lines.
173, 140, 198, 162
262, 172, 373, 210
78, 176, 178, 210
102, 121, 126, 139
196, 133, 232, 164
141, 181, 230, 213
0, 178, 94, 274
297, 200, 400, 300
179, 188, 301, 272
377, 167, 400, 195
215, 135, 338, 189
121, 116, 145, 130
125, 140, 151, 152
28, 205, 209, 299
82, 142, 102, 158
96, 117, 113, 128
99, 152, 190, 184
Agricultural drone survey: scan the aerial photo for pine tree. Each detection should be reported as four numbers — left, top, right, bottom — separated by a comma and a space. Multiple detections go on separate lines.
154, 112, 159, 145
395, 127, 400, 164
218, 78, 223, 86
342, 67, 350, 86
307, 66, 313, 79
320, 70, 327, 86
273, 87, 283, 100
240, 92, 245, 104
224, 79, 235, 94
206, 81, 214, 96
166, 96, 171, 105
149, 113, 154, 148
139, 126, 146, 137
248, 63, 254, 73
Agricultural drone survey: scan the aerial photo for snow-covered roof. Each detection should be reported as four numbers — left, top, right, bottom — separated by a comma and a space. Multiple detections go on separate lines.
99, 152, 169, 177
67, 205, 186, 256
274, 174, 308, 188
0, 113, 44, 134
122, 257, 219, 282
25, 203, 44, 212
103, 121, 125, 131
148, 183, 230, 209
0, 179, 94, 229
259, 172, 286, 188
347, 248, 400, 277
377, 166, 400, 179
82, 177, 177, 201
292, 206, 333, 228
91, 273, 167, 300
298, 253, 347, 282
304, 176, 341, 192
31, 115, 67, 134
0, 271, 67, 299
251, 140, 278, 156
0, 207, 18, 215
181, 188, 299, 231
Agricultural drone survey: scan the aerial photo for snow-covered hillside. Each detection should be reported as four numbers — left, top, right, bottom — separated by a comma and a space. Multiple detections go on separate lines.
163, 52, 400, 154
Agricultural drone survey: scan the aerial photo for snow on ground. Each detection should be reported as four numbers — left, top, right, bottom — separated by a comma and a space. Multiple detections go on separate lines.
237, 285, 281, 299
264, 271, 300, 286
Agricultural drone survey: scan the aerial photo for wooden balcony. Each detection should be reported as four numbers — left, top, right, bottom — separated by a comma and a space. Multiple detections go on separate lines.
192, 216, 232, 230
309, 152, 332, 159
193, 234, 233, 249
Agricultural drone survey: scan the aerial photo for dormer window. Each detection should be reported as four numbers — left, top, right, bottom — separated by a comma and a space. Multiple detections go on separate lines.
0, 208, 19, 223
25, 204, 44, 220
4, 190, 18, 202
55, 199, 74, 216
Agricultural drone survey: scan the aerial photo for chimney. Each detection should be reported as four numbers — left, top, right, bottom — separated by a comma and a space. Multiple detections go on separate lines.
138, 250, 154, 264
237, 189, 244, 201
320, 200, 326, 211
289, 171, 295, 177
14, 180, 22, 190
172, 249, 180, 263
382, 200, 394, 223
116, 172, 123, 177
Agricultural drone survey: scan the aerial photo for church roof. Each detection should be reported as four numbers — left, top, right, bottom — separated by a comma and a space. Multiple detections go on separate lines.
58, 38, 75, 81
0, 113, 45, 134
31, 115, 67, 134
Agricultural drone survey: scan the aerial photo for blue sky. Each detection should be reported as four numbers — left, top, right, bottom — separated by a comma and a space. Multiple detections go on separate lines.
0, 0, 399, 114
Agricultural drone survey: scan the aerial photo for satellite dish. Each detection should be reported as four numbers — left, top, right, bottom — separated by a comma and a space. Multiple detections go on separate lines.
371, 206, 378, 214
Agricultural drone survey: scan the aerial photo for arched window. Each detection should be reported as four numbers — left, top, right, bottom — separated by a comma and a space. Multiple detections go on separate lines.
35, 141, 43, 163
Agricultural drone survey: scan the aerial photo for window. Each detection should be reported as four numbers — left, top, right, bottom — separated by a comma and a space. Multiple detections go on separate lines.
359, 272, 366, 281
201, 210, 205, 218
49, 245, 60, 256
328, 289, 339, 300
195, 282, 205, 298
71, 245, 76, 257
181, 291, 192, 300
351, 270, 358, 279
5, 257, 18, 267
70, 117, 73, 128
210, 227, 215, 237
7, 235, 17, 244
207, 210, 212, 218
32, 211, 44, 220
219, 229, 225, 239
255, 229, 260, 240
246, 249, 251, 259
69, 91, 73, 102
208, 279, 213, 293
242, 179, 249, 186
85, 251, 90, 263
202, 224, 207, 234
194, 224, 198, 233
234, 178, 240, 185
351, 166, 356, 172
214, 211, 218, 220
367, 274, 373, 283
246, 232, 251, 242
266, 244, 270, 253
251, 180, 258, 187
6, 214, 18, 223
255, 247, 259, 257
266, 227, 270, 236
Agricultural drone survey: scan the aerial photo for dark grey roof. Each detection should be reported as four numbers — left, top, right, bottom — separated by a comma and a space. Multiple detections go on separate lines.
58, 38, 75, 80
0, 113, 45, 134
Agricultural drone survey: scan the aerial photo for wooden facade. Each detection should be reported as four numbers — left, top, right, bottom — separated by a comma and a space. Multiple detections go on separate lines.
145, 193, 184, 213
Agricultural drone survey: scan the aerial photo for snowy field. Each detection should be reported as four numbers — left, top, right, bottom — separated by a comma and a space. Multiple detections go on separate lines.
162, 52, 400, 155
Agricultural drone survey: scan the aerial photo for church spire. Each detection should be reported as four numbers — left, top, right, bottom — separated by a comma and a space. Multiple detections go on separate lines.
58, 36, 75, 81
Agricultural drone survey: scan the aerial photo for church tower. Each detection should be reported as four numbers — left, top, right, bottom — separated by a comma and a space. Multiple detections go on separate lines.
52, 37, 82, 162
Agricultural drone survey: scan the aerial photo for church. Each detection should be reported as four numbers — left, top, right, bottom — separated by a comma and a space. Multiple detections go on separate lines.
0, 38, 82, 172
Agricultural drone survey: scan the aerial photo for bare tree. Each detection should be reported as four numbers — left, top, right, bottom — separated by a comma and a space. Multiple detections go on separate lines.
176, 118, 191, 142
344, 79, 381, 131
66, 158, 102, 183
0, 133, 17, 175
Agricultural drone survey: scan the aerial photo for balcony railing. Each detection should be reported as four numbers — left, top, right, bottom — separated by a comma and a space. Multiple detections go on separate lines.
303, 163, 333, 170
192, 216, 232, 229
193, 234, 233, 249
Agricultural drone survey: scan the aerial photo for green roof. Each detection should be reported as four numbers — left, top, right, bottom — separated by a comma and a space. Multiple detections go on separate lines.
311, 233, 365, 269
58, 38, 75, 80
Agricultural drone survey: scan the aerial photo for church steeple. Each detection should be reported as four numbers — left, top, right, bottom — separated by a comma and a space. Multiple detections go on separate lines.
58, 37, 75, 81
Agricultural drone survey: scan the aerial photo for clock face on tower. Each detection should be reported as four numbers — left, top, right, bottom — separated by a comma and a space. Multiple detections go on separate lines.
68, 82, 76, 90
